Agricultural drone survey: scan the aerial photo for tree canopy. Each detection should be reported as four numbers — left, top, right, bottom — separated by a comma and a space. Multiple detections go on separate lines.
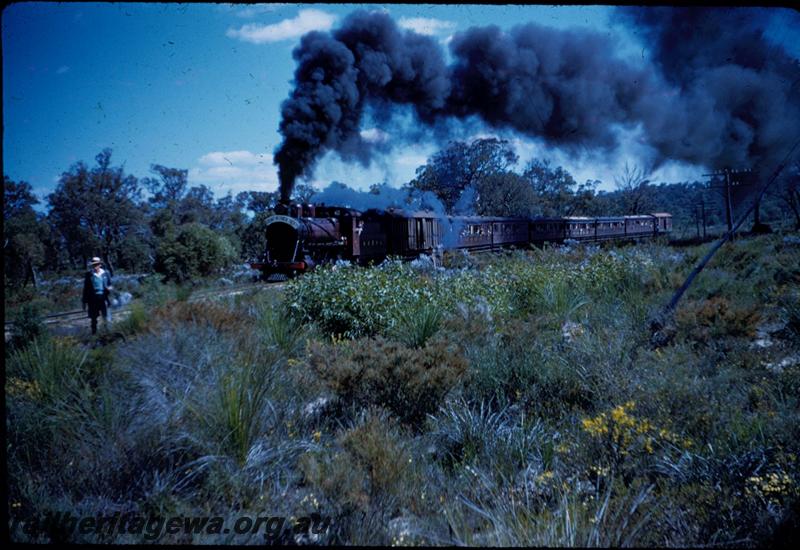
406, 138, 519, 214
47, 149, 143, 272
4, 177, 48, 286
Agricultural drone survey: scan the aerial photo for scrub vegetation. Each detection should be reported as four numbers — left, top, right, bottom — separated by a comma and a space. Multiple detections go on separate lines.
6, 234, 800, 545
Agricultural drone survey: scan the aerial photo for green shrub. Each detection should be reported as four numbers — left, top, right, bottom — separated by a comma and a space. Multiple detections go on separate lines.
178, 341, 285, 466
463, 319, 596, 413
136, 274, 174, 307
462, 330, 539, 406
298, 409, 417, 531
285, 262, 434, 338
115, 234, 154, 272
675, 296, 762, 344
115, 302, 148, 336
285, 248, 657, 340
306, 337, 468, 427
215, 360, 279, 465
257, 304, 306, 357
428, 399, 547, 481
155, 223, 237, 283
7, 337, 89, 403
391, 300, 443, 348
8, 302, 47, 351
175, 284, 194, 302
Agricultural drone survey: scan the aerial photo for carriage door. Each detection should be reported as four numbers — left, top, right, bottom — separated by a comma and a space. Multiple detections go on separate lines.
416, 219, 424, 250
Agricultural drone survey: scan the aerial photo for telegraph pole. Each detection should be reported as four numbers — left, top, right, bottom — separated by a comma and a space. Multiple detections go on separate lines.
704, 167, 754, 241
704, 169, 733, 240
694, 198, 708, 240
694, 204, 701, 239
725, 170, 735, 240
701, 199, 707, 240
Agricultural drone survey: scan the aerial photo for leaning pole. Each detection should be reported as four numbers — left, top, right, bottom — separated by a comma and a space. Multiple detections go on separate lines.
651, 137, 800, 337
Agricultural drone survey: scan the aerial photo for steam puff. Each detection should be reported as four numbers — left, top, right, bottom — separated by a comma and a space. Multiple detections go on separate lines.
275, 8, 800, 201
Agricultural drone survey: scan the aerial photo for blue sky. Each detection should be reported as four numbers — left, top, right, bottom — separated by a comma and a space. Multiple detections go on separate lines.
4, 3, 799, 205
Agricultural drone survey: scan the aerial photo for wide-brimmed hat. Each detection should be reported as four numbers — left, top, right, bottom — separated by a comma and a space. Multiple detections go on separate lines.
89, 257, 103, 266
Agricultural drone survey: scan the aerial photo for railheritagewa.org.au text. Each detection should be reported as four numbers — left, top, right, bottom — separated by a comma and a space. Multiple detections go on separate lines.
11, 511, 331, 541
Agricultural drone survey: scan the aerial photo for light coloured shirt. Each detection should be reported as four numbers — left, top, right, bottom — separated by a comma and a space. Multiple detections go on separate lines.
91, 268, 108, 295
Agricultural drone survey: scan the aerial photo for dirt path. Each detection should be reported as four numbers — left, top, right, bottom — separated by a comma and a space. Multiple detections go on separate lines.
5, 281, 286, 341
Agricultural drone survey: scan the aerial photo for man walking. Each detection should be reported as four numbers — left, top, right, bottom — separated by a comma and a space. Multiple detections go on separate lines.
82, 257, 113, 335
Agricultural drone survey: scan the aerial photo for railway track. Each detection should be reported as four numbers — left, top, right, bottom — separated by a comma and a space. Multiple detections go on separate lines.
5, 280, 285, 336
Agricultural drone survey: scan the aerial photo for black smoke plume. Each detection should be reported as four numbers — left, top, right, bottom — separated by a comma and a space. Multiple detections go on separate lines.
274, 10, 449, 202
618, 7, 800, 170
444, 23, 654, 152
274, 8, 800, 200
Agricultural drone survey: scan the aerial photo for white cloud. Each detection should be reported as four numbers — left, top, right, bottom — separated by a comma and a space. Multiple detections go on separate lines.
398, 17, 455, 36
190, 150, 278, 194
56, 65, 70, 74
226, 9, 336, 44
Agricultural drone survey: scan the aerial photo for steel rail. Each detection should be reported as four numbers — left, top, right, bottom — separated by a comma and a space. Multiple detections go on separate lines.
5, 280, 278, 329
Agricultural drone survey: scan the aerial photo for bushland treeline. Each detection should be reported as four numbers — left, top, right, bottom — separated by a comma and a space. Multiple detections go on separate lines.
5, 139, 799, 287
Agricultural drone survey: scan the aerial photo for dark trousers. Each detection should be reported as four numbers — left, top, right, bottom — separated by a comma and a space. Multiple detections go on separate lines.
87, 294, 108, 334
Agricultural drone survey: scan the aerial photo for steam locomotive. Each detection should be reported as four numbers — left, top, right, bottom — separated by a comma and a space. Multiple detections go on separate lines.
249, 203, 672, 278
